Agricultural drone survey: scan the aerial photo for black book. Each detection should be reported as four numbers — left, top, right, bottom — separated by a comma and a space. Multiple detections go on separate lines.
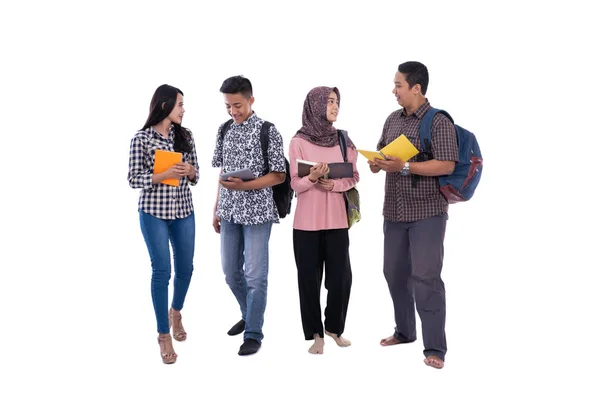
297, 159, 354, 179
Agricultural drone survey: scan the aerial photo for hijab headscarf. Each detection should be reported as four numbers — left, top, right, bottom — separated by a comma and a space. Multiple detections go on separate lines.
294, 86, 355, 149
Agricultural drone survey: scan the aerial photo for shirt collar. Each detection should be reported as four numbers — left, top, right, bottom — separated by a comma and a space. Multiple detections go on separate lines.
235, 112, 258, 127
150, 125, 174, 140
401, 99, 431, 119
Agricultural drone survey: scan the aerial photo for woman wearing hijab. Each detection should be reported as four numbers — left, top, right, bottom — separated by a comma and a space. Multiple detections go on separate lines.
288, 86, 360, 354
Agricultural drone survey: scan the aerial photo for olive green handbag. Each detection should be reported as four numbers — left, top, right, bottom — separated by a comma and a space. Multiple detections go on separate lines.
338, 130, 361, 229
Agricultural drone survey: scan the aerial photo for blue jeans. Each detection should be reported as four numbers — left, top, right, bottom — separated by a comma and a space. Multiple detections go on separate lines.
139, 211, 195, 334
220, 219, 272, 342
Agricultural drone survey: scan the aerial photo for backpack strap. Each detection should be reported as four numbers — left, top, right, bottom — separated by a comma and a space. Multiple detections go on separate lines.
419, 108, 454, 154
218, 118, 234, 140
337, 130, 350, 210
217, 119, 234, 165
337, 129, 349, 162
414, 108, 453, 188
260, 121, 273, 174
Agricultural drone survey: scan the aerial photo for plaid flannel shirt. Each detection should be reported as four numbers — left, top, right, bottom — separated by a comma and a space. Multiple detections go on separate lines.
128, 126, 199, 220
377, 100, 459, 222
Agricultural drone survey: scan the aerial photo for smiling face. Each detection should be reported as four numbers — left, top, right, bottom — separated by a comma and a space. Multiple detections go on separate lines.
392, 71, 412, 108
392, 69, 426, 111
224, 93, 254, 124
167, 93, 184, 124
326, 91, 339, 122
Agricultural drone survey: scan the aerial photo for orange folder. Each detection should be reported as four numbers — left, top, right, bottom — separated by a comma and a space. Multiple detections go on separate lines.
153, 150, 182, 186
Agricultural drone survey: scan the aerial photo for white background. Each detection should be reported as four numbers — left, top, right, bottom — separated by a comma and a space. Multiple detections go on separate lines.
1, 0, 598, 398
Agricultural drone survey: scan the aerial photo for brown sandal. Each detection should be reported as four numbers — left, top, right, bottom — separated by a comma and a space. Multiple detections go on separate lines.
158, 333, 177, 364
169, 308, 187, 342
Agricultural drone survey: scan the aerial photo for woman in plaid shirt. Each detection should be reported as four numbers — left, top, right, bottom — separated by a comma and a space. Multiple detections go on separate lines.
128, 84, 200, 364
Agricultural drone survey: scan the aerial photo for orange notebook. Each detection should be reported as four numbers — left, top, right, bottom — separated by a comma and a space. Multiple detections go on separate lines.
153, 150, 182, 186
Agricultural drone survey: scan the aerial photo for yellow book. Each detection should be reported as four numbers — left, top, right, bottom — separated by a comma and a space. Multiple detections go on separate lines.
358, 134, 419, 161
153, 149, 182, 186
357, 149, 387, 161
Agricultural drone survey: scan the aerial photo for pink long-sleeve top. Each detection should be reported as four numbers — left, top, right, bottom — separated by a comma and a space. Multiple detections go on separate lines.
289, 137, 360, 231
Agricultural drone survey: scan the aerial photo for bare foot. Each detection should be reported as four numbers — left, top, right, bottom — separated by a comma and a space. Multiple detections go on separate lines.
325, 331, 352, 347
424, 355, 444, 369
380, 335, 402, 346
308, 334, 324, 354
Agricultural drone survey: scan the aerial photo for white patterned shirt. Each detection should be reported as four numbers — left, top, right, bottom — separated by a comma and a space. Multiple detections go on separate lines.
212, 113, 286, 225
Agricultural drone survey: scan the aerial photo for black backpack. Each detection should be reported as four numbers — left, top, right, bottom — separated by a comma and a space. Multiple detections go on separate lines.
219, 119, 293, 219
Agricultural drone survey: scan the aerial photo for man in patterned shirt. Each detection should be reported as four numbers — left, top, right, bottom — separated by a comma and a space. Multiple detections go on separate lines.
212, 76, 286, 356
369, 62, 459, 369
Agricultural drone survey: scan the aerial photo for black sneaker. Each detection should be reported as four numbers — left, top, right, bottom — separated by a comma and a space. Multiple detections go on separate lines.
227, 319, 245, 336
238, 339, 261, 356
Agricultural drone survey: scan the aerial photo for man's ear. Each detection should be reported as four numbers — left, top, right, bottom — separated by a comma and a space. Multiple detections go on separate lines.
249, 96, 255, 106
413, 84, 421, 95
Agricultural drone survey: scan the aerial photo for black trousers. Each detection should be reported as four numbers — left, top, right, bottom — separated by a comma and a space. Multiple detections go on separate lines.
293, 228, 352, 340
383, 213, 448, 361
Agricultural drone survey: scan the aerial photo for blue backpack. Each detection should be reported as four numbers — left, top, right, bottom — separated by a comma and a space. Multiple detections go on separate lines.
419, 108, 482, 203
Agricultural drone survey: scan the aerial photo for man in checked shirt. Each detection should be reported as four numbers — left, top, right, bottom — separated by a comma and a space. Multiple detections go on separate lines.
369, 62, 459, 369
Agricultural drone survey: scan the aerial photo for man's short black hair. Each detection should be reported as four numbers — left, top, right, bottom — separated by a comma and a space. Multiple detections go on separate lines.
220, 75, 253, 98
398, 62, 429, 95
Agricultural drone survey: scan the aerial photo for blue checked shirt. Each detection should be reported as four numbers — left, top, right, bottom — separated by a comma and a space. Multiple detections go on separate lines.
128, 126, 199, 220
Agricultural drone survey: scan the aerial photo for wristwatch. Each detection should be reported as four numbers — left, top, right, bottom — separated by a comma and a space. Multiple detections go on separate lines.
400, 162, 410, 176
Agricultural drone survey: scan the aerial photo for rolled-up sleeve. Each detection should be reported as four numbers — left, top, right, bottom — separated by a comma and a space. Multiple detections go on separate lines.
187, 131, 200, 185
128, 135, 153, 190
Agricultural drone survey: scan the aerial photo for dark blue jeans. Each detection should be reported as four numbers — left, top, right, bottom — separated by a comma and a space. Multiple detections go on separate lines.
139, 211, 195, 334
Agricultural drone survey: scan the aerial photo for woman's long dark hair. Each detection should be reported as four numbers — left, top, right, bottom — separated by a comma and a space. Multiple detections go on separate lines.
142, 84, 192, 153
